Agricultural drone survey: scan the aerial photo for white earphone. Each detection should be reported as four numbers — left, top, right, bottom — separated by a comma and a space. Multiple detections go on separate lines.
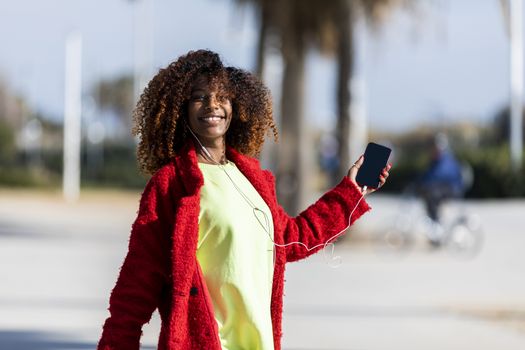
186, 124, 216, 162
185, 122, 365, 267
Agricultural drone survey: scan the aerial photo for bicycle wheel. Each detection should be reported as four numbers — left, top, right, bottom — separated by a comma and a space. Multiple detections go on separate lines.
445, 214, 483, 258
382, 213, 415, 254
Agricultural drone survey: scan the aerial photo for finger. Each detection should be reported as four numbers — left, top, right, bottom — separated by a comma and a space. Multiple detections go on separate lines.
380, 164, 390, 173
368, 163, 391, 195
348, 154, 364, 180
355, 154, 365, 167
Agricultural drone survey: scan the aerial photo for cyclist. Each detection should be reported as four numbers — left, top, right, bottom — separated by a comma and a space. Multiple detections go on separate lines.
417, 133, 465, 246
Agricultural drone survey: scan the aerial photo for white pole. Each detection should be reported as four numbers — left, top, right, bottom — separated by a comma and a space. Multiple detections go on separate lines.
133, 0, 154, 103
510, 0, 523, 170
63, 32, 82, 202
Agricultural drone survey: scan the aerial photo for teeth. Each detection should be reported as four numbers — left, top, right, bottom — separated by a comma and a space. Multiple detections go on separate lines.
202, 117, 222, 121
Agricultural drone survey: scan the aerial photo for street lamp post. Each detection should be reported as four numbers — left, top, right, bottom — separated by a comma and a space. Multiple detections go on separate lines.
63, 32, 82, 202
509, 0, 524, 170
128, 0, 154, 104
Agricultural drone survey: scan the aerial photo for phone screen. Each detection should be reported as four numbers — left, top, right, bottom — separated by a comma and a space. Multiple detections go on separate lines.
356, 142, 392, 188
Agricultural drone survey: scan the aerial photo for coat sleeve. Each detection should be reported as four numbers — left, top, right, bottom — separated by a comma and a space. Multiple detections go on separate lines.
273, 175, 371, 262
97, 167, 175, 350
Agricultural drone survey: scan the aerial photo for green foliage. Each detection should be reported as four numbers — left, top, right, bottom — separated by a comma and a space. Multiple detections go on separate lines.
457, 145, 525, 198
0, 165, 61, 188
0, 119, 15, 163
380, 155, 425, 194
491, 105, 525, 144
81, 142, 147, 189
94, 75, 134, 129
0, 141, 146, 189
381, 143, 525, 198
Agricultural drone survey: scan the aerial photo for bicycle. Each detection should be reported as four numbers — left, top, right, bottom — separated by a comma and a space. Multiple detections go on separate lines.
380, 184, 484, 259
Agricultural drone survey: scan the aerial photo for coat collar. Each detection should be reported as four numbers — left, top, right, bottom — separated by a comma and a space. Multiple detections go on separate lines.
227, 146, 276, 211
173, 140, 274, 209
173, 140, 204, 196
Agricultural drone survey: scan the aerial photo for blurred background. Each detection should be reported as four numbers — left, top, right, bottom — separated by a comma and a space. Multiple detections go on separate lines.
0, 0, 524, 349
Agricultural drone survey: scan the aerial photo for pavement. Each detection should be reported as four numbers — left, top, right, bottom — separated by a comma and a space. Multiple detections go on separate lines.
0, 188, 524, 350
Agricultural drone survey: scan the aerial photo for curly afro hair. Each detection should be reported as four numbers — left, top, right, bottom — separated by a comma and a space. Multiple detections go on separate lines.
132, 49, 278, 175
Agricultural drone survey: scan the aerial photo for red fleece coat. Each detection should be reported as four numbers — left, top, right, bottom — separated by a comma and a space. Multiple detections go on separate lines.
98, 141, 371, 350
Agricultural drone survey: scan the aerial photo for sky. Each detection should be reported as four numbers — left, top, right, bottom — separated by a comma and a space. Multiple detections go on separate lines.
0, 0, 516, 133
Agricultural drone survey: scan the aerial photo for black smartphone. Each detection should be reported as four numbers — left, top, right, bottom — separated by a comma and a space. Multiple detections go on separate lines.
356, 142, 392, 188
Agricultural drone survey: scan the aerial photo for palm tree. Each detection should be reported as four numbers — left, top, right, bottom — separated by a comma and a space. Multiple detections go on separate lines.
335, 0, 411, 182
94, 75, 134, 137
235, 0, 410, 214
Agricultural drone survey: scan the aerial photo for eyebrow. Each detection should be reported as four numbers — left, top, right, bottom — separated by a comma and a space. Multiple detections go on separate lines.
191, 86, 228, 95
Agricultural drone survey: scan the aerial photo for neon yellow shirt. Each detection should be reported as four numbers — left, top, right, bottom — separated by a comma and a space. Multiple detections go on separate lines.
197, 161, 275, 350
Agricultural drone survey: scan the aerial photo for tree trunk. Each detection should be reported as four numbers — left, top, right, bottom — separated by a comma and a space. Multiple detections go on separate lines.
334, 2, 355, 184
255, 3, 268, 78
277, 27, 306, 215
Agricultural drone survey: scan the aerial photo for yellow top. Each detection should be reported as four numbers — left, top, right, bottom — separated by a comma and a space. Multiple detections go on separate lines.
197, 161, 275, 350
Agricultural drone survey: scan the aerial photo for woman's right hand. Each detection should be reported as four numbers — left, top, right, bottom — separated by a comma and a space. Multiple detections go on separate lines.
347, 155, 391, 196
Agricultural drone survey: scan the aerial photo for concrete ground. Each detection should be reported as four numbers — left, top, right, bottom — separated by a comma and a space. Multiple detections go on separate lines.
0, 189, 524, 350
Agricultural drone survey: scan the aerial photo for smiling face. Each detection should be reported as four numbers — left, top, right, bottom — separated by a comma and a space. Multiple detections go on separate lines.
187, 75, 233, 147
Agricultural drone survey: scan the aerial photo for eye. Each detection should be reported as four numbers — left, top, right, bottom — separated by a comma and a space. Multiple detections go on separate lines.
217, 94, 229, 103
190, 94, 206, 102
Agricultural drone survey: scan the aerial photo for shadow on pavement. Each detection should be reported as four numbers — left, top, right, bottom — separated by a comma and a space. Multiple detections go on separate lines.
0, 330, 93, 350
0, 330, 155, 350
0, 221, 62, 240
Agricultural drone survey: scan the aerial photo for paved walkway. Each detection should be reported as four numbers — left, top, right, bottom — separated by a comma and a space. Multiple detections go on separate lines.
0, 189, 524, 349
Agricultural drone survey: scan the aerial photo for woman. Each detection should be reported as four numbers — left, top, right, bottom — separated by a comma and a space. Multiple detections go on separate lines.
98, 49, 391, 350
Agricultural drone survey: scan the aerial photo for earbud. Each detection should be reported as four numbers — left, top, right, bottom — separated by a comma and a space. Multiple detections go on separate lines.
185, 123, 216, 163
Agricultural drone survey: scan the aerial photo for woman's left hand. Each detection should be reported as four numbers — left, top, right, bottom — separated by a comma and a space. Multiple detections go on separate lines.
347, 155, 392, 196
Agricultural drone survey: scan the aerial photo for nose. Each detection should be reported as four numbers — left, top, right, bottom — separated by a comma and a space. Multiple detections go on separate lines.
205, 94, 220, 110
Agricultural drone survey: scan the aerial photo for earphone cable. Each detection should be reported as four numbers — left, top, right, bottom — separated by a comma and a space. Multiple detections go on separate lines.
187, 126, 364, 266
